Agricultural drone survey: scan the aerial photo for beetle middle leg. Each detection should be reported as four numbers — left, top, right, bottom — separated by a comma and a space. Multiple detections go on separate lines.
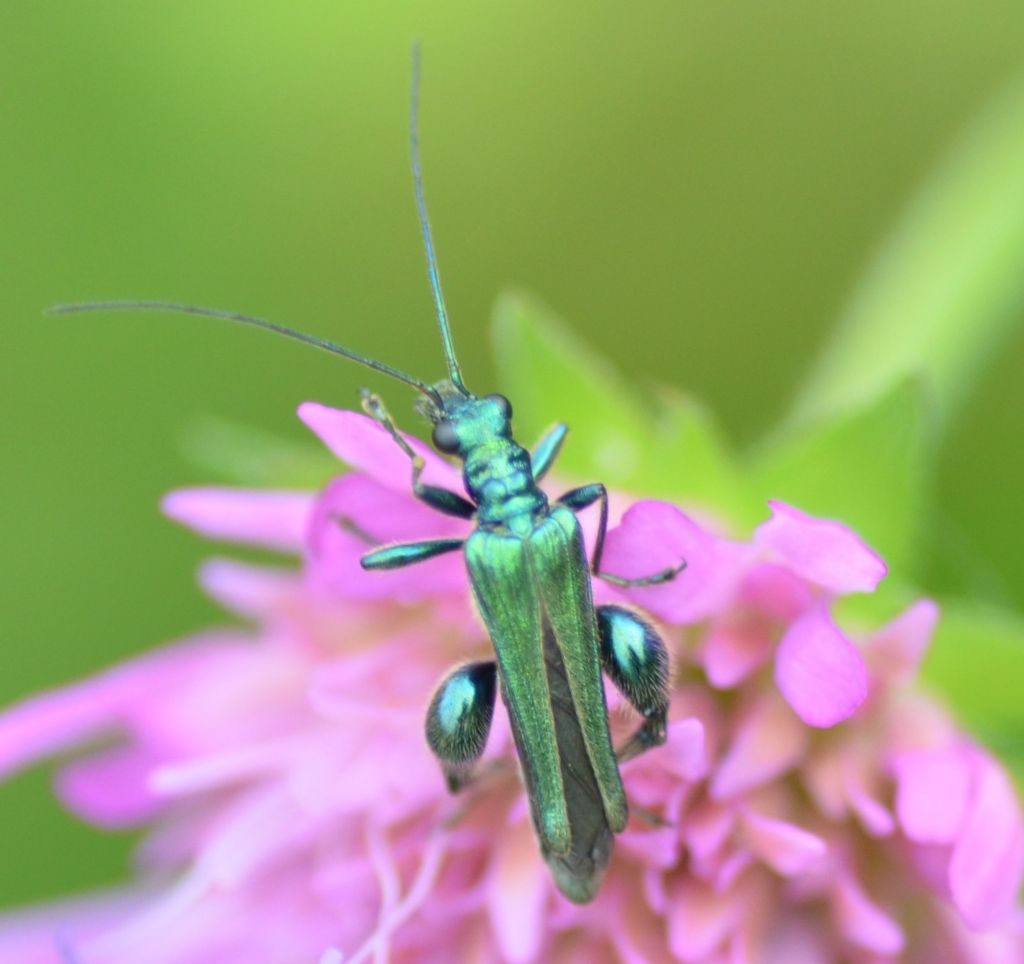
425, 660, 497, 792
596, 604, 671, 762
332, 512, 464, 571
329, 505, 465, 571
557, 483, 687, 587
361, 537, 464, 570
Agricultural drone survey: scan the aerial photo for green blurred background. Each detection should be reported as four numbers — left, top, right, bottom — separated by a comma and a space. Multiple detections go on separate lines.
3, 1, 1024, 908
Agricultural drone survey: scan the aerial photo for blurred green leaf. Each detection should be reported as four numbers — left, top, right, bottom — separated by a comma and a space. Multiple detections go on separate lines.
653, 387, 759, 527
492, 290, 654, 484
924, 601, 1024, 781
492, 291, 750, 523
180, 416, 338, 488
751, 381, 929, 574
791, 74, 1024, 431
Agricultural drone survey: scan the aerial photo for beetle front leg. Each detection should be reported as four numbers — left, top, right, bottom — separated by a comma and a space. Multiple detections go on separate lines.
557, 483, 686, 587
530, 422, 569, 482
425, 661, 497, 792
596, 605, 670, 762
360, 538, 464, 570
361, 390, 476, 520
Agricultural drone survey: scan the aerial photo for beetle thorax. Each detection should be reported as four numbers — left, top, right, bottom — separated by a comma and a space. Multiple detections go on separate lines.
464, 439, 547, 530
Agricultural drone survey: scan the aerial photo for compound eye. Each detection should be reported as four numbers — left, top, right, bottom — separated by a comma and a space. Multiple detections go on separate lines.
487, 393, 513, 420
432, 420, 460, 454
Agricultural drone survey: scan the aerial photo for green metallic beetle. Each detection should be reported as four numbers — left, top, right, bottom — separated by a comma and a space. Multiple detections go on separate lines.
51, 49, 684, 903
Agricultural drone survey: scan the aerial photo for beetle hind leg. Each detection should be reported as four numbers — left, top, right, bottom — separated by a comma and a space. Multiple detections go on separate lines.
596, 605, 671, 763
425, 661, 497, 792
556, 482, 686, 587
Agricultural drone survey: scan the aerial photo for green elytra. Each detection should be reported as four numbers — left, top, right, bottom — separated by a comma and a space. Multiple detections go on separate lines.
50, 47, 685, 903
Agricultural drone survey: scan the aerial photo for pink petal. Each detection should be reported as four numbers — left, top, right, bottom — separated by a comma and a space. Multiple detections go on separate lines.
742, 811, 827, 877
684, 801, 736, 862
486, 820, 549, 963
643, 867, 670, 914
121, 641, 304, 755
297, 736, 439, 826
910, 841, 957, 897
863, 599, 939, 684
199, 559, 301, 618
893, 747, 972, 844
883, 691, 960, 756
841, 747, 895, 837
148, 740, 296, 798
667, 878, 737, 962
0, 889, 151, 960
774, 607, 868, 728
710, 696, 808, 801
191, 786, 323, 889
802, 752, 847, 822
308, 635, 444, 715
949, 753, 1024, 929
760, 919, 833, 964
0, 684, 123, 778
55, 748, 163, 828
612, 880, 679, 964
802, 753, 843, 819
653, 717, 706, 783
714, 850, 753, 893
163, 487, 313, 552
602, 501, 747, 625
297, 403, 462, 492
305, 474, 470, 603
618, 824, 681, 869
845, 778, 895, 838
833, 873, 905, 955
0, 641, 223, 778
702, 617, 773, 689
755, 501, 887, 595
739, 562, 815, 623
928, 904, 1024, 962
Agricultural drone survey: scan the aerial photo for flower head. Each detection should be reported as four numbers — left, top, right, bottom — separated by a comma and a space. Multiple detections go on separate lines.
0, 404, 1021, 963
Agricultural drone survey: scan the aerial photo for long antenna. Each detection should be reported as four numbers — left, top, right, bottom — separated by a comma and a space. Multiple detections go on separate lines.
410, 43, 469, 395
47, 300, 443, 404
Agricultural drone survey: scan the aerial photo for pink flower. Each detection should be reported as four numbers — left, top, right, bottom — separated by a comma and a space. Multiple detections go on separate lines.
0, 404, 1020, 963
